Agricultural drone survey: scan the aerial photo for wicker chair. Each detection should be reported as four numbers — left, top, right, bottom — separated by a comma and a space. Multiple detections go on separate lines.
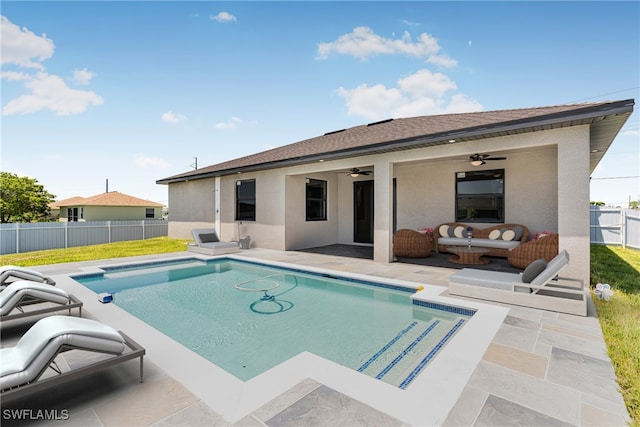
393, 229, 433, 258
507, 233, 559, 269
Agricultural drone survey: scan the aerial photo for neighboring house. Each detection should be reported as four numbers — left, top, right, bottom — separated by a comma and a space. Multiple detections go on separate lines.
157, 99, 635, 284
54, 192, 164, 222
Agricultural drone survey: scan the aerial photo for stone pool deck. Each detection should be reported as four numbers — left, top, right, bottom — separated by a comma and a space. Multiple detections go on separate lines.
0, 248, 630, 426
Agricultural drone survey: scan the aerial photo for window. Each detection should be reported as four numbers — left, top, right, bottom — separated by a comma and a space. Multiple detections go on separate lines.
145, 208, 155, 218
67, 207, 83, 222
455, 169, 504, 223
306, 178, 327, 221
236, 179, 256, 221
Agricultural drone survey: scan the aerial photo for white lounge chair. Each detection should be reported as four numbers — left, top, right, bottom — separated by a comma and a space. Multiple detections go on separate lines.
0, 281, 82, 322
449, 250, 587, 316
0, 265, 55, 287
188, 228, 240, 255
1, 315, 145, 402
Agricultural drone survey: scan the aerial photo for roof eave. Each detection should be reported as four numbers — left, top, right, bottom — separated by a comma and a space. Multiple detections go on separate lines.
156, 99, 634, 184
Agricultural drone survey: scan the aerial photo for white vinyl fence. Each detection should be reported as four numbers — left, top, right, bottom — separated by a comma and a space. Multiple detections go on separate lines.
0, 220, 168, 255
590, 207, 640, 249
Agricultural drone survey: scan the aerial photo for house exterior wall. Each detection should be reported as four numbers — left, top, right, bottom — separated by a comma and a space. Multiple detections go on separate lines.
59, 206, 162, 221
165, 125, 591, 283
285, 173, 339, 250
393, 145, 558, 235
167, 178, 217, 239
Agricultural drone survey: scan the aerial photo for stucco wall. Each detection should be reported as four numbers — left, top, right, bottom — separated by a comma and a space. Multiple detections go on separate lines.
393, 146, 558, 236
285, 173, 339, 250
62, 206, 162, 221
167, 178, 216, 222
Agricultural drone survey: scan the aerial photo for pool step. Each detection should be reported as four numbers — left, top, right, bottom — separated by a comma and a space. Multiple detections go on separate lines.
358, 317, 467, 389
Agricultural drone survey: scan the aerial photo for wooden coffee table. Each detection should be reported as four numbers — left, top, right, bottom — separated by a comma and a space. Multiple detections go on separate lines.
447, 247, 491, 265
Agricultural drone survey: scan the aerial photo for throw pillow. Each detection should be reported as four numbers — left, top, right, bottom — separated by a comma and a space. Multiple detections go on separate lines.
522, 259, 547, 283
502, 229, 516, 241
513, 226, 524, 241
488, 229, 501, 240
199, 233, 219, 243
439, 224, 449, 238
448, 226, 457, 237
454, 226, 465, 238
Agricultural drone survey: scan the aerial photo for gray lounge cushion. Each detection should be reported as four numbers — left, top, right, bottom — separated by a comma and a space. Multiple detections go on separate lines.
199, 233, 219, 243
522, 259, 547, 283
438, 237, 521, 250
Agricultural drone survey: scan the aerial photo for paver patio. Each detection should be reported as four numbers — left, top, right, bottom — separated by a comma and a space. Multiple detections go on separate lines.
0, 248, 630, 426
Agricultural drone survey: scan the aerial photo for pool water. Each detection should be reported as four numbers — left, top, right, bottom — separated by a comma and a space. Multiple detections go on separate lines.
76, 258, 473, 388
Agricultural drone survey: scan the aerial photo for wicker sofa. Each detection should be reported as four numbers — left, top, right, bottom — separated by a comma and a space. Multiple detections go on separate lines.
435, 222, 529, 258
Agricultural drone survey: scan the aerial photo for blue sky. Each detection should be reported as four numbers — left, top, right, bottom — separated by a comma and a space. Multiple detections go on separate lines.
2, 1, 639, 207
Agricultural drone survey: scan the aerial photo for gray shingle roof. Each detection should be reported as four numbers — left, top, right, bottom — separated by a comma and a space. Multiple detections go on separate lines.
157, 99, 634, 184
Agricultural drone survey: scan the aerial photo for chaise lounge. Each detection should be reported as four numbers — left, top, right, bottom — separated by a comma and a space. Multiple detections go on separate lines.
0, 281, 83, 322
1, 315, 145, 403
188, 229, 240, 255
448, 250, 587, 316
0, 265, 56, 287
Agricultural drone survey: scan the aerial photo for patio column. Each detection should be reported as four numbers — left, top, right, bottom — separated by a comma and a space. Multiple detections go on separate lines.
373, 160, 393, 263
214, 176, 221, 235
557, 126, 590, 284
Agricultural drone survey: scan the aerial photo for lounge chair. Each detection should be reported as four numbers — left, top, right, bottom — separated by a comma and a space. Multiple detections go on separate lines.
449, 250, 587, 316
0, 280, 83, 322
1, 315, 145, 403
188, 228, 240, 255
0, 265, 56, 287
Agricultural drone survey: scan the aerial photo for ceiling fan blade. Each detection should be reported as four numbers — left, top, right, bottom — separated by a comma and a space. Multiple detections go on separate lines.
486, 157, 507, 160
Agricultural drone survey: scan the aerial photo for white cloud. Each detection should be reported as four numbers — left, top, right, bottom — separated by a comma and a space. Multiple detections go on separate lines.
211, 12, 237, 23
0, 15, 54, 69
161, 110, 187, 123
316, 26, 456, 67
622, 129, 639, 136
72, 68, 95, 85
336, 68, 482, 120
2, 72, 103, 116
133, 154, 170, 168
1, 16, 103, 116
215, 117, 242, 129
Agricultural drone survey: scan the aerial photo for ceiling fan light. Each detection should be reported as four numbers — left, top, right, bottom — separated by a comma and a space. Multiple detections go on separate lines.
350, 172, 360, 177
470, 160, 484, 166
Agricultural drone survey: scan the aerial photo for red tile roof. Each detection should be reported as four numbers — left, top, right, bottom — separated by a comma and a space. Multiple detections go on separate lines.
53, 192, 163, 207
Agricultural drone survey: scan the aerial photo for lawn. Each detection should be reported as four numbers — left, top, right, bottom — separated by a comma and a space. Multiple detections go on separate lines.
1, 240, 638, 424
590, 245, 640, 425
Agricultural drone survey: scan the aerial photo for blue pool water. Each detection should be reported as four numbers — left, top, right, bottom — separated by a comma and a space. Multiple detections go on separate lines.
75, 258, 474, 388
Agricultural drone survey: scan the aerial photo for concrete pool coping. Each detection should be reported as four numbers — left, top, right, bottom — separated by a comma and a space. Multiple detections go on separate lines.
1, 248, 630, 426
52, 253, 508, 426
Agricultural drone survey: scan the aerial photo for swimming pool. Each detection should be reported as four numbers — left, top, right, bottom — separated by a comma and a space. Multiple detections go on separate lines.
74, 257, 474, 389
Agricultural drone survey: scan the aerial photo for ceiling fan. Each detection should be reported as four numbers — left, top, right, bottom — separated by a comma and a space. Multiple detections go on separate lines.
469, 153, 507, 166
347, 168, 372, 177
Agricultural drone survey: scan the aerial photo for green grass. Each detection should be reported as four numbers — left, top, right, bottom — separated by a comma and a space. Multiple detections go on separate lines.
0, 239, 638, 424
590, 245, 640, 426
0, 237, 190, 266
